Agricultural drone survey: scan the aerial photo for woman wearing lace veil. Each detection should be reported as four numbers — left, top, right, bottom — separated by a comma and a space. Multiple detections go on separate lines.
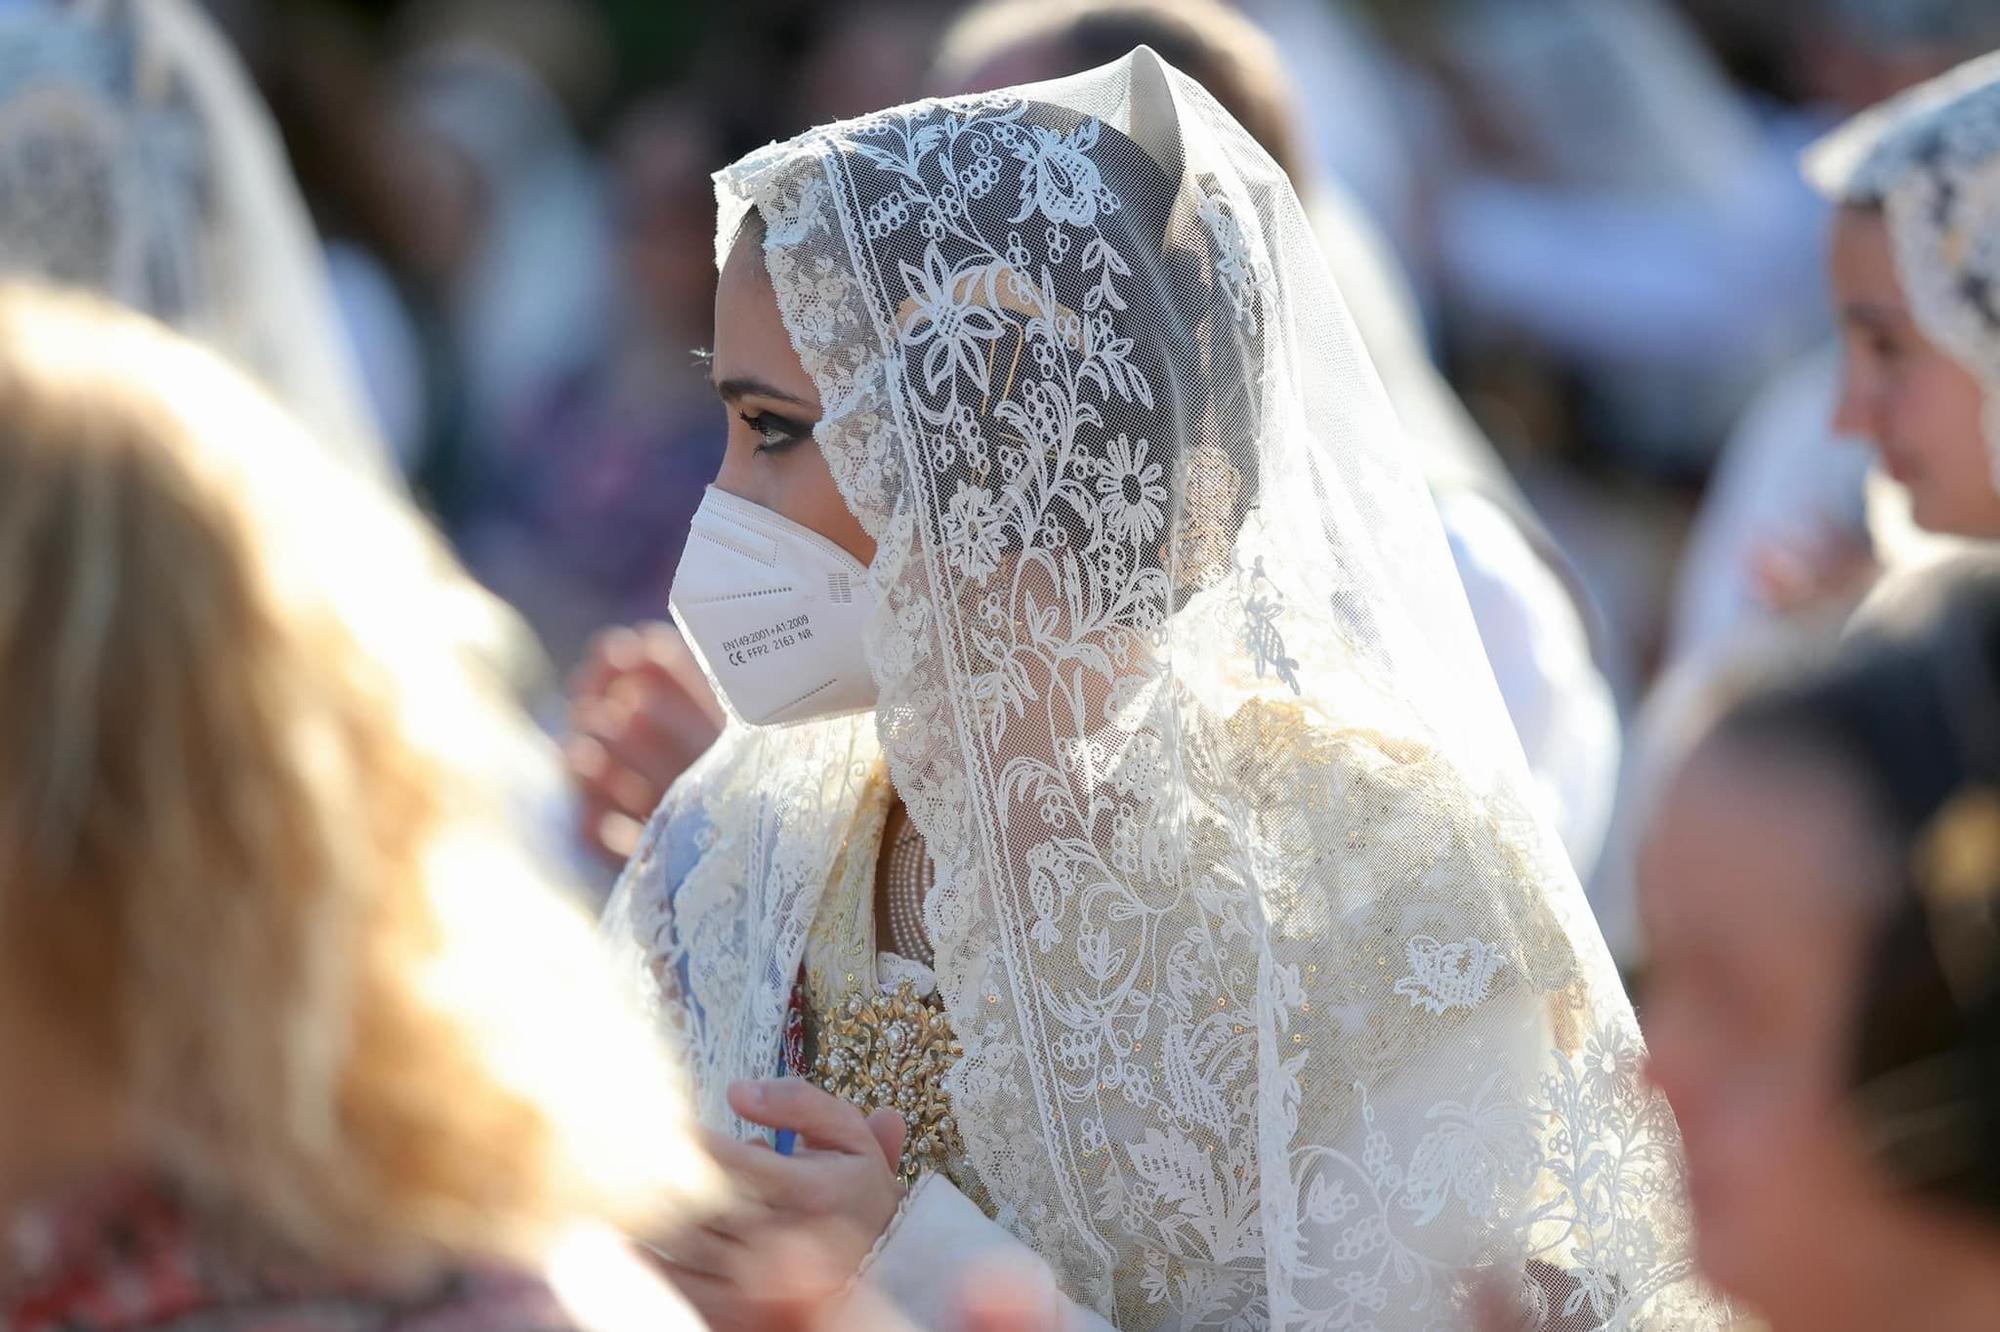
1589, 46, 2000, 973
605, 49, 1712, 1330
0, 0, 386, 477
1809, 51, 2000, 555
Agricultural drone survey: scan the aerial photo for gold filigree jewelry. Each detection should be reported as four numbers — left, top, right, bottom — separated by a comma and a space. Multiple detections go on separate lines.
811, 978, 964, 1184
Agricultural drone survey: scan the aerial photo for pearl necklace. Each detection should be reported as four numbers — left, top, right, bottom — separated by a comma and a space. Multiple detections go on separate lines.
882, 813, 935, 967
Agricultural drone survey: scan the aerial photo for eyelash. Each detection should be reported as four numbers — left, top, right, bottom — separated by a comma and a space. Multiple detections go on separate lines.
741, 410, 809, 453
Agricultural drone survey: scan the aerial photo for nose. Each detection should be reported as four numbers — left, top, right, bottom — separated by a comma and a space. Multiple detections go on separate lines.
711, 449, 759, 505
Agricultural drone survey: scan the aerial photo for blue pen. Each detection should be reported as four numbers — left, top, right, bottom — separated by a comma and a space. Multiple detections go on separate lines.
772, 1056, 798, 1155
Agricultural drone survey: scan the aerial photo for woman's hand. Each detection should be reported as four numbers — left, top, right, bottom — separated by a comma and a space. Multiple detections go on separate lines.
649, 1079, 906, 1329
1751, 526, 1879, 621
745, 1231, 1071, 1332
565, 622, 725, 868
722, 1079, 907, 1263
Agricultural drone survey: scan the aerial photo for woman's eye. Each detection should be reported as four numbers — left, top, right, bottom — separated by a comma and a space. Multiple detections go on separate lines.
741, 410, 809, 453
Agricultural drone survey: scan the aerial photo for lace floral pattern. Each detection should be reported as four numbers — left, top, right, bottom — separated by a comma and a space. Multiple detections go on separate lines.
606, 50, 1718, 1329
1196, 192, 1271, 334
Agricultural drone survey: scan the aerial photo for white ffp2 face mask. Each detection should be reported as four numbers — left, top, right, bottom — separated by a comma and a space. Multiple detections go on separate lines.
667, 486, 878, 727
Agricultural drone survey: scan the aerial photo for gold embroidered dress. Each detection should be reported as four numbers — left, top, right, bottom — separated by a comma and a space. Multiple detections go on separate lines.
791, 772, 971, 1189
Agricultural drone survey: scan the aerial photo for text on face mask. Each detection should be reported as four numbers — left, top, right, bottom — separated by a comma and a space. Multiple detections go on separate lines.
721, 615, 813, 666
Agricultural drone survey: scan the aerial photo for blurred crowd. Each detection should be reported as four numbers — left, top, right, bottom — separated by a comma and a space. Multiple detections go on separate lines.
215, 0, 2000, 943
218, 8, 1981, 742
199, 0, 1981, 688
6, 0, 2000, 1328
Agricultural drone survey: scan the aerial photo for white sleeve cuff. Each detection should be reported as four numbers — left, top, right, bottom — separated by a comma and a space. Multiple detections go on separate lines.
861, 1174, 1113, 1331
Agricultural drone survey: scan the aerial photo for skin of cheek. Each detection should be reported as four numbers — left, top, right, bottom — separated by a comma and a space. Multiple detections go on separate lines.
708, 224, 1147, 745
1892, 358, 1998, 539
710, 229, 876, 567
1639, 745, 1901, 1313
1830, 210, 2000, 539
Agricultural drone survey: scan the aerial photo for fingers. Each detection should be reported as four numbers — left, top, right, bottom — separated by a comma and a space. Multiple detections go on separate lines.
736, 1232, 918, 1332
610, 682, 720, 781
567, 739, 645, 870
646, 1223, 745, 1280
651, 1261, 760, 1331
569, 698, 684, 813
639, 622, 728, 729
734, 1231, 838, 1329
1750, 531, 1879, 617
955, 1258, 1068, 1332
567, 624, 642, 710
729, 1079, 882, 1157
959, 1287, 1065, 1332
581, 805, 645, 867
1751, 541, 1811, 613
864, 1108, 906, 1169
564, 627, 724, 825
566, 731, 665, 823
700, 1127, 822, 1205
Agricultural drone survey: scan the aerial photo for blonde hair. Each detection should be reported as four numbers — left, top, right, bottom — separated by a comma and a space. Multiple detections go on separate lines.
0, 286, 713, 1272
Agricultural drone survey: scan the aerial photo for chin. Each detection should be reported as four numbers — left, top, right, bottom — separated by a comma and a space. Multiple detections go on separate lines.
1700, 1200, 1857, 1325
1906, 481, 2000, 537
1909, 492, 1969, 537
1950, 505, 2000, 540
1691, 1200, 1780, 1302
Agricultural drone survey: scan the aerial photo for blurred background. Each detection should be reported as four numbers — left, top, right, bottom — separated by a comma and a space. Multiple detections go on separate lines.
195, 0, 1989, 737
195, 0, 1986, 682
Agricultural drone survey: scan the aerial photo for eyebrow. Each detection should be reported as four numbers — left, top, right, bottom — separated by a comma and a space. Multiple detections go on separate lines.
713, 375, 812, 407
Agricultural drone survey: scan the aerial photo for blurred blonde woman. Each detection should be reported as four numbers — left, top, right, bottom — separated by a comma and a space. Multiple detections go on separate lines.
0, 285, 714, 1330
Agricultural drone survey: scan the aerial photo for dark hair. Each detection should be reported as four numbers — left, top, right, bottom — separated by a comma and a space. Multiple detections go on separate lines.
1713, 561, 2000, 1219
939, 0, 1305, 184
773, 85, 1266, 602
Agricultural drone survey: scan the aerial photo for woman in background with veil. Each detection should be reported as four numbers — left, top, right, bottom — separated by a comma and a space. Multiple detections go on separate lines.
605, 48, 1715, 1330
0, 0, 385, 478
0, 0, 591, 869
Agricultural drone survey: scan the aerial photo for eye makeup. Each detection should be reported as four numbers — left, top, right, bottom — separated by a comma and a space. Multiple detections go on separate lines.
741, 409, 813, 453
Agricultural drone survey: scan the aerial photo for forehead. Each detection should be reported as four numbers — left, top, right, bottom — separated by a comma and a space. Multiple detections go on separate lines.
1641, 740, 1889, 944
1830, 208, 1906, 300
712, 228, 810, 383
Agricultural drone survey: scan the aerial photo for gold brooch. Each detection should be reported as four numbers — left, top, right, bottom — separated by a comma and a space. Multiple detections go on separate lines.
812, 978, 965, 1183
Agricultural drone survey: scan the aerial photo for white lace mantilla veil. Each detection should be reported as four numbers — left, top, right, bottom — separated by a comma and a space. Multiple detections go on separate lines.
604, 49, 1714, 1329
0, 0, 388, 477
